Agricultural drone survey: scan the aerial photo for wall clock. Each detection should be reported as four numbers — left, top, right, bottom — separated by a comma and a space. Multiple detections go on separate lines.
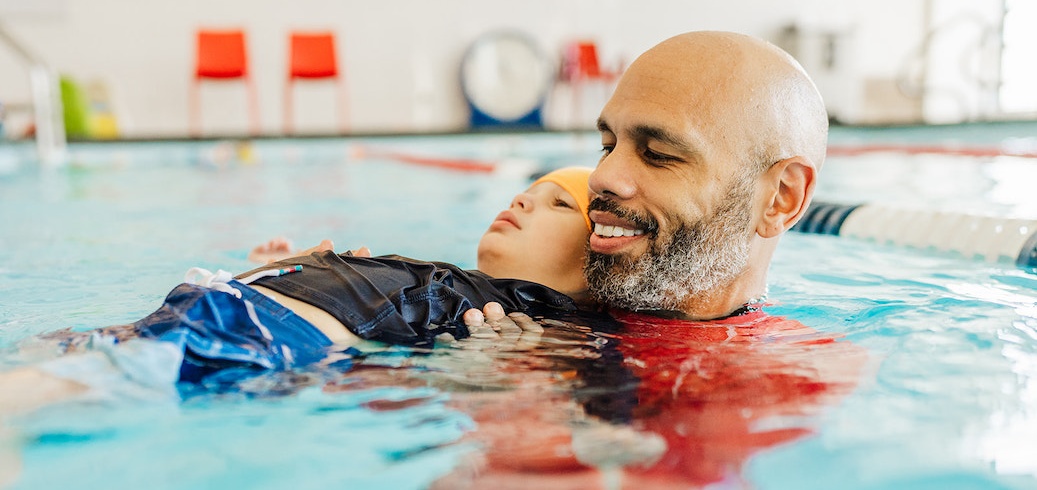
460, 30, 552, 129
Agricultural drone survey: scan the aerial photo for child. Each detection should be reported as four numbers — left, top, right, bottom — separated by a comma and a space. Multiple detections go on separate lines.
0, 167, 595, 413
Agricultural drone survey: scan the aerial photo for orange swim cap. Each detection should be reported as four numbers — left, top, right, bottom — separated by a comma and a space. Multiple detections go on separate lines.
532, 166, 593, 231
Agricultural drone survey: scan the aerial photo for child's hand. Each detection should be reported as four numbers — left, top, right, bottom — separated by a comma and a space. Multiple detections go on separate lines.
247, 236, 295, 264
296, 239, 335, 257
247, 238, 337, 264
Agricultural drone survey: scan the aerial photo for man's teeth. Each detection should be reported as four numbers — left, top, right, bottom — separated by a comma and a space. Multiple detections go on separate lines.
594, 223, 645, 237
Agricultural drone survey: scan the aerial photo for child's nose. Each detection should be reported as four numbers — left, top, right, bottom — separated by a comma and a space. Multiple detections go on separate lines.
510, 192, 533, 211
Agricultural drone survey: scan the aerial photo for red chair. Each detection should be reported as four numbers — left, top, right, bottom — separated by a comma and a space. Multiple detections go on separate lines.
563, 41, 607, 81
284, 31, 348, 134
559, 40, 619, 128
189, 29, 260, 137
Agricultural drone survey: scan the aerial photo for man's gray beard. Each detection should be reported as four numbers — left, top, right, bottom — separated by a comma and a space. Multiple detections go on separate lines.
584, 178, 755, 312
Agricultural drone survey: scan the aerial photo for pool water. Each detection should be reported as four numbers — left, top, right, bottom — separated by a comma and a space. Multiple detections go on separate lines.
2, 128, 1037, 489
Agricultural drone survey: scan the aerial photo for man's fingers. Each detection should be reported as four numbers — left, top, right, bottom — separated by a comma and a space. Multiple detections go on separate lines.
469, 324, 500, 339
505, 313, 544, 351
463, 308, 485, 328
463, 307, 500, 339
456, 304, 546, 346
507, 312, 544, 333
480, 302, 522, 337
494, 314, 522, 338
482, 302, 506, 322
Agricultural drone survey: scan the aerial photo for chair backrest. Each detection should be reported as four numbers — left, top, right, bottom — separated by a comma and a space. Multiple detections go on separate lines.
574, 41, 602, 78
288, 32, 338, 79
195, 29, 249, 79
560, 40, 604, 81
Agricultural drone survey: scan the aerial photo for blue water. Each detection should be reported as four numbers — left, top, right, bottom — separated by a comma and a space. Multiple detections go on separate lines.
2, 130, 1037, 489
760, 234, 1037, 490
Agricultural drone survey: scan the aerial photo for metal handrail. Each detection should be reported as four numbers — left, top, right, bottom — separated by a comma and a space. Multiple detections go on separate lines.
0, 21, 67, 166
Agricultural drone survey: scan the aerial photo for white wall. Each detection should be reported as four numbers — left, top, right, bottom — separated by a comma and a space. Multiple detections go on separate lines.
0, 0, 930, 139
922, 0, 1007, 123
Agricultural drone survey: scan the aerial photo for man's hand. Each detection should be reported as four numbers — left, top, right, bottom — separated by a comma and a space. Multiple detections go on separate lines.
458, 302, 544, 351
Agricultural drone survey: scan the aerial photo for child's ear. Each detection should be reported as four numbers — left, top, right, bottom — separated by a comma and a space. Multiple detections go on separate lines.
757, 156, 816, 238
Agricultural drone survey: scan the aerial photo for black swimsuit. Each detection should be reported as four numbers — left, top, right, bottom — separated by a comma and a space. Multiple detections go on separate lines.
238, 251, 577, 346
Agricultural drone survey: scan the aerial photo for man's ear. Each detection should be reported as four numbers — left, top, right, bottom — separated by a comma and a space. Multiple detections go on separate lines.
757, 157, 816, 238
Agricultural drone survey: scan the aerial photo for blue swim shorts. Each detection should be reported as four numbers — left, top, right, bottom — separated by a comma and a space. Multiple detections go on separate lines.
134, 280, 335, 384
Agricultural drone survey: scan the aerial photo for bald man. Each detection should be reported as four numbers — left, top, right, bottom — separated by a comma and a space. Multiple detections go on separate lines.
585, 30, 829, 320
449, 32, 850, 488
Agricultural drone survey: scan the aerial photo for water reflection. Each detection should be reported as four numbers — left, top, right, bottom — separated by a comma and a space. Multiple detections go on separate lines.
329, 308, 866, 489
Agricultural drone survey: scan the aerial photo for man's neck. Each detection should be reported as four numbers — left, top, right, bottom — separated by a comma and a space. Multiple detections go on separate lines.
672, 269, 769, 321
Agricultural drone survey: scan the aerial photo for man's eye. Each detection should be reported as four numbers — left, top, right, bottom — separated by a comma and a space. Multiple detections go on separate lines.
601, 145, 615, 155
643, 148, 679, 167
644, 148, 674, 161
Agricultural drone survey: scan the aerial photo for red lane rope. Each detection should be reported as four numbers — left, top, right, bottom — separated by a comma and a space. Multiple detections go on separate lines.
827, 144, 1037, 159
352, 143, 1037, 172
350, 145, 497, 173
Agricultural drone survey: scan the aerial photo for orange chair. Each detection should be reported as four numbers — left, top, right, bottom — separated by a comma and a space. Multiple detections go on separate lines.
189, 29, 260, 137
284, 31, 348, 134
563, 41, 608, 81
560, 40, 619, 128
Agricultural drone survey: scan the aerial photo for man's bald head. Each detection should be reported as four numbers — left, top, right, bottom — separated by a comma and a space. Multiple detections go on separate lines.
623, 31, 828, 173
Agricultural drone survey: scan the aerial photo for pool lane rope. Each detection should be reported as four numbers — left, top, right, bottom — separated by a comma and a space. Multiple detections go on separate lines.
826, 143, 1037, 159
792, 201, 1037, 271
349, 144, 497, 173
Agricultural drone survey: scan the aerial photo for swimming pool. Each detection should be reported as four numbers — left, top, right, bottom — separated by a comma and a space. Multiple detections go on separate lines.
1, 126, 1036, 489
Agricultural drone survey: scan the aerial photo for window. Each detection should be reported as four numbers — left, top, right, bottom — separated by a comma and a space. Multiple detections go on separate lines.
1000, 0, 1037, 114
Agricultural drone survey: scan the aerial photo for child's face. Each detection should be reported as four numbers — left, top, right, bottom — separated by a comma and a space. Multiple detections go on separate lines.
477, 181, 590, 297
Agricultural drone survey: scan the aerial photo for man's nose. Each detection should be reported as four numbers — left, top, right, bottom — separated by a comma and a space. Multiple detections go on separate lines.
590, 147, 637, 200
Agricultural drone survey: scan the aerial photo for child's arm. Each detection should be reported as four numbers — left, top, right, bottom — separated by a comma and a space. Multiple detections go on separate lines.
247, 236, 296, 264
247, 238, 370, 264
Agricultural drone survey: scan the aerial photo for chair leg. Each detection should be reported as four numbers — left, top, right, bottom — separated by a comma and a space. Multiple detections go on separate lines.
284, 80, 294, 135
337, 78, 349, 134
246, 78, 260, 137
571, 79, 583, 130
189, 80, 201, 138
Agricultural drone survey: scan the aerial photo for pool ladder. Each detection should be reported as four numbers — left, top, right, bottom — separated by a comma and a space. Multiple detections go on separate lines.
0, 21, 67, 166
793, 201, 1037, 272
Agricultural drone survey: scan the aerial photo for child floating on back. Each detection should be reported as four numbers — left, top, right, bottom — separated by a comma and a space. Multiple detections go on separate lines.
0, 167, 595, 415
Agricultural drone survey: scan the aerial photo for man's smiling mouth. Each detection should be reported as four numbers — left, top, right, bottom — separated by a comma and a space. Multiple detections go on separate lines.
593, 223, 645, 238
